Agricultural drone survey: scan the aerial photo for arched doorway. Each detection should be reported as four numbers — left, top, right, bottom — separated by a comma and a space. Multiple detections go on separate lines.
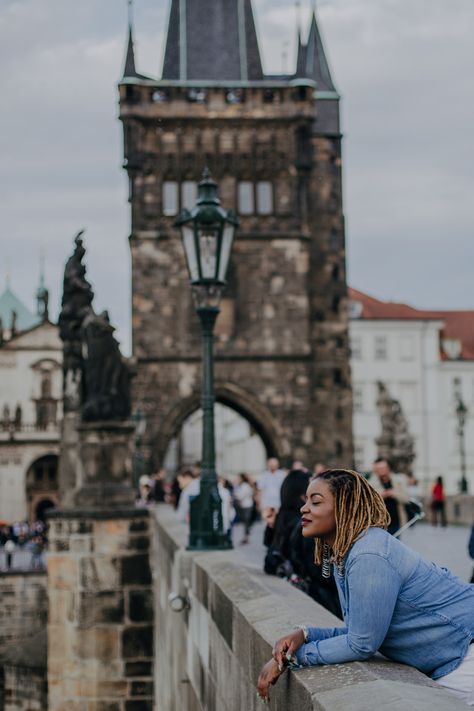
26, 454, 59, 522
163, 402, 267, 480
35, 498, 56, 522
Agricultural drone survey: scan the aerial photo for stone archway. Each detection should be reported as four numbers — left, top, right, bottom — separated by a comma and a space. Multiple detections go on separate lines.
25, 454, 59, 522
151, 382, 287, 473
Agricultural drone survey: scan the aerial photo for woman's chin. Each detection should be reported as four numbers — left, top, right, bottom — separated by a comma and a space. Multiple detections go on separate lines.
301, 526, 315, 538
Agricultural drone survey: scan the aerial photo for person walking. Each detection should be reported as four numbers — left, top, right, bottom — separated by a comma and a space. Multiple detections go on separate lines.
257, 457, 286, 547
370, 458, 410, 535
233, 473, 255, 545
257, 469, 474, 706
431, 476, 447, 527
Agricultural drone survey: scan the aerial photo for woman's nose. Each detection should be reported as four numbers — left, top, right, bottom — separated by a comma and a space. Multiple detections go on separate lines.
300, 501, 308, 514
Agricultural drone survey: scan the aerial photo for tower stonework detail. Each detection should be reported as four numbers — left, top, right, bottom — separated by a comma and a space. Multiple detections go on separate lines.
119, 2, 353, 468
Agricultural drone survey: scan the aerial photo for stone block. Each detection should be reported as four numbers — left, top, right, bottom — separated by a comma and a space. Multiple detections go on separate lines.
128, 589, 153, 622
129, 518, 149, 533
125, 661, 153, 677
80, 556, 120, 591
122, 626, 153, 658
72, 626, 120, 661
89, 704, 122, 711
76, 591, 125, 626
94, 520, 130, 553
48, 555, 77, 590
129, 680, 154, 697
128, 535, 150, 551
121, 555, 151, 585
125, 701, 153, 711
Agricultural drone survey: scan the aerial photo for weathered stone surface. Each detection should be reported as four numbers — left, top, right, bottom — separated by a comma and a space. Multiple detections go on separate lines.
121, 554, 152, 585
128, 589, 154, 622
125, 661, 152, 677
151, 505, 465, 711
121, 80, 353, 471
122, 626, 153, 659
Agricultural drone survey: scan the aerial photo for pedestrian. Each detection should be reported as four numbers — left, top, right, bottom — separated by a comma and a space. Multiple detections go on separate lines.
370, 458, 410, 535
150, 468, 167, 503
4, 538, 15, 570
431, 476, 447, 527
233, 473, 255, 545
256, 457, 286, 547
257, 469, 474, 706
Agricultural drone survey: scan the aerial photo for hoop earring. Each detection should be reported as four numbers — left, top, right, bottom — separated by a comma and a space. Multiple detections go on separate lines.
322, 542, 331, 579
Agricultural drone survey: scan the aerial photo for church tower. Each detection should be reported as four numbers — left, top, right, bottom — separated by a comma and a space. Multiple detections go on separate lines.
119, 1, 353, 468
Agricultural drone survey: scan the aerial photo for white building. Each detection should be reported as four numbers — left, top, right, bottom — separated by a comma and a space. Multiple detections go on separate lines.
350, 288, 474, 494
0, 282, 62, 522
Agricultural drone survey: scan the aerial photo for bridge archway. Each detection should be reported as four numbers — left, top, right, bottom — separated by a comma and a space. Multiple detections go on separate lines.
153, 382, 286, 477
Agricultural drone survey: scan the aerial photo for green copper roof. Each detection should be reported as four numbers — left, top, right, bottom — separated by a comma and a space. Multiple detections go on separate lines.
0, 286, 39, 332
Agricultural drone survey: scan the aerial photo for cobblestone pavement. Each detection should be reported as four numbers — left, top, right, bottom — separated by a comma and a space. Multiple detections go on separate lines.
233, 520, 473, 583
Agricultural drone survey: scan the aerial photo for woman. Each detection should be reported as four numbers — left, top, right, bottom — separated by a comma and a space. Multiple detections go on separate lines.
257, 469, 474, 705
233, 473, 255, 545
431, 475, 447, 527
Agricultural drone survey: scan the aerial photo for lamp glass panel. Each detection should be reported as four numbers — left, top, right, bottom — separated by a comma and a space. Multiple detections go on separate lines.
198, 226, 219, 280
217, 223, 235, 282
182, 226, 199, 281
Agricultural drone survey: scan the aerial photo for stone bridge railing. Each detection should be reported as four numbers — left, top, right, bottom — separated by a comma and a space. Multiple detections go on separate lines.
152, 505, 468, 711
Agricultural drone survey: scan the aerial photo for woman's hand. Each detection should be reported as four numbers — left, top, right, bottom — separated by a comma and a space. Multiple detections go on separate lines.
257, 658, 282, 703
272, 629, 305, 668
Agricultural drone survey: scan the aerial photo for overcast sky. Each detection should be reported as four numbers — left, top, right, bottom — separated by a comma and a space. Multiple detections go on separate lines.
1, 0, 473, 354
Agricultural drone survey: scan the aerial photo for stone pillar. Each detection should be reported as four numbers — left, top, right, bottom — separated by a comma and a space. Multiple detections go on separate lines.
47, 508, 154, 711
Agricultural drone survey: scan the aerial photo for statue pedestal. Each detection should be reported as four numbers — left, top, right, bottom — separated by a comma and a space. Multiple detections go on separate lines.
72, 421, 135, 508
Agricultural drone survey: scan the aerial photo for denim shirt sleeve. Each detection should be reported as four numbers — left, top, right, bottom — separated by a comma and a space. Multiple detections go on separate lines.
295, 553, 401, 666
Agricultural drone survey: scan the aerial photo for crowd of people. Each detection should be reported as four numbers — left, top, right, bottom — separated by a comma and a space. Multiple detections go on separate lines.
0, 520, 47, 570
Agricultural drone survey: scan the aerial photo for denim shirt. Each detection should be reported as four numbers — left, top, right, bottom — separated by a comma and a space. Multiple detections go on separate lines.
295, 527, 474, 678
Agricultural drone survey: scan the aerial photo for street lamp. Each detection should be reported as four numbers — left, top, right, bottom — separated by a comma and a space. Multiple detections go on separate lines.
176, 168, 239, 550
454, 378, 468, 493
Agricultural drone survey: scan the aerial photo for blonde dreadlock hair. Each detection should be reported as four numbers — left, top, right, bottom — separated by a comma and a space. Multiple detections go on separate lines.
313, 469, 390, 566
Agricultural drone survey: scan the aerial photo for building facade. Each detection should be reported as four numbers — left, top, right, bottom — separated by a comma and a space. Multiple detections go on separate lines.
0, 284, 62, 522
350, 288, 474, 494
119, 1, 353, 470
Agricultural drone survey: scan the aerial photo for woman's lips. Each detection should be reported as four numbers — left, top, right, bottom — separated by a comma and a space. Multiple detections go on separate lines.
301, 518, 311, 526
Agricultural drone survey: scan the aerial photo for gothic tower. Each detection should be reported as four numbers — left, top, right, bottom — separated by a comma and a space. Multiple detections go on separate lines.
119, 1, 353, 468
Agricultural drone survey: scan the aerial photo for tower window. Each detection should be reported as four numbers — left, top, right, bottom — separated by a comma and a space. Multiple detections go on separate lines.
163, 181, 178, 216
181, 181, 197, 210
256, 182, 273, 215
374, 336, 388, 360
238, 182, 254, 215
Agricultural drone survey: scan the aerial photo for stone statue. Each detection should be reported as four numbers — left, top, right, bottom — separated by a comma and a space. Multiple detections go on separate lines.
58, 231, 94, 412
376, 381, 415, 475
81, 310, 131, 421
59, 232, 131, 421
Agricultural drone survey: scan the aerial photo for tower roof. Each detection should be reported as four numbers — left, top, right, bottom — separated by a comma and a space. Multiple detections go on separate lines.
122, 24, 151, 80
162, 0, 263, 82
0, 285, 39, 332
304, 12, 336, 91
295, 11, 336, 92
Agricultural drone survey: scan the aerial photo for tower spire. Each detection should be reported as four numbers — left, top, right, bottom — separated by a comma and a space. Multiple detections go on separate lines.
123, 0, 138, 78
305, 7, 336, 91
36, 250, 49, 322
162, 0, 263, 82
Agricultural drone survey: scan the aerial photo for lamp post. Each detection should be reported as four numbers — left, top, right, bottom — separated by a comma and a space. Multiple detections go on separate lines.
176, 168, 239, 550
454, 378, 468, 493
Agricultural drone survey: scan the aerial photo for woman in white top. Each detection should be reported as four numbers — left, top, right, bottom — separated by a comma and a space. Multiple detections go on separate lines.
233, 473, 255, 544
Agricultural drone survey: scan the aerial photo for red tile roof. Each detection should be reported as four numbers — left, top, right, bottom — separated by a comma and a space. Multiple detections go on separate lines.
349, 288, 474, 360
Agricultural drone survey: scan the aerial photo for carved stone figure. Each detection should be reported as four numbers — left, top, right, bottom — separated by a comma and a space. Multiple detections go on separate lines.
58, 231, 94, 412
376, 381, 415, 475
81, 310, 131, 421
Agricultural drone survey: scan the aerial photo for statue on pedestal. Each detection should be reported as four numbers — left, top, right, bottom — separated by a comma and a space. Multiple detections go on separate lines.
376, 381, 415, 476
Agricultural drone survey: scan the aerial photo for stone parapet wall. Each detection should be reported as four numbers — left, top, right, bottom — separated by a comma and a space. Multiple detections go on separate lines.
152, 505, 468, 711
421, 495, 474, 525
3, 664, 47, 711
0, 571, 47, 652
47, 508, 154, 711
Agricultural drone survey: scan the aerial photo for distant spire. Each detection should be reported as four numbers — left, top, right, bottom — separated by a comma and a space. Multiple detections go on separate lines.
123, 0, 139, 78
304, 9, 336, 91
36, 251, 49, 322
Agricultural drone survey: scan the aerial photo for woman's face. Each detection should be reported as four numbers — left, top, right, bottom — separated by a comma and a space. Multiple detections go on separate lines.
300, 478, 337, 544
